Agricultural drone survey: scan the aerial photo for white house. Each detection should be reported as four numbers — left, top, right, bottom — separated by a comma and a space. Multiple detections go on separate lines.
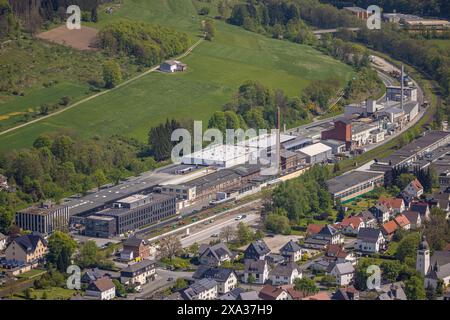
86, 277, 116, 300
330, 262, 355, 286
243, 260, 270, 284
279, 240, 303, 262
120, 259, 156, 285
0, 233, 7, 252
193, 267, 238, 294
355, 228, 385, 253
402, 179, 424, 200
340, 216, 365, 235
270, 262, 302, 285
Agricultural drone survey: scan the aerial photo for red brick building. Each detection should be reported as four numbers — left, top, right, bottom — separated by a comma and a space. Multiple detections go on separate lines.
321, 119, 352, 149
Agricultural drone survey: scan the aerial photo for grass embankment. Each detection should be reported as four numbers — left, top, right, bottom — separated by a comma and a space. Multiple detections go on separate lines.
0, 0, 353, 151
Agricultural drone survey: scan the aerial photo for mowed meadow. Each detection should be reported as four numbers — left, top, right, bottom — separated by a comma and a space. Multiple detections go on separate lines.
0, 0, 354, 151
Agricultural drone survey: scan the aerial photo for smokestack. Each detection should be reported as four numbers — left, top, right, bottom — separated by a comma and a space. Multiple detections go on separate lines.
401, 65, 404, 112
277, 107, 281, 174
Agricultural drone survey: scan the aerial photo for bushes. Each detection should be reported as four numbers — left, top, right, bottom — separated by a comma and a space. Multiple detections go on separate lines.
99, 20, 191, 67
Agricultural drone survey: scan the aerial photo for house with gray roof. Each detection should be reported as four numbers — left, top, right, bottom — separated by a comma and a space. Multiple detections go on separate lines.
244, 240, 270, 261
280, 240, 303, 262
193, 266, 238, 294
329, 262, 355, 286
355, 228, 385, 253
219, 287, 245, 300
181, 278, 218, 300
243, 259, 270, 284
198, 243, 234, 267
377, 282, 407, 300
120, 259, 156, 286
269, 262, 302, 285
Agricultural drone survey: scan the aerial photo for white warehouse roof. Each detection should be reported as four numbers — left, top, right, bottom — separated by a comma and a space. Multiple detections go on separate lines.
298, 142, 332, 157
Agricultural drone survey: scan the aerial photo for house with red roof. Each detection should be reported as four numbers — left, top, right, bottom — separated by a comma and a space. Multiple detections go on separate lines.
340, 216, 365, 235
382, 220, 399, 240
306, 224, 324, 237
394, 214, 411, 230
258, 284, 291, 300
379, 197, 406, 215
402, 179, 424, 202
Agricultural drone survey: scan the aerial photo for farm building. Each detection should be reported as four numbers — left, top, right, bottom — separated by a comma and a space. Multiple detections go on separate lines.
160, 60, 188, 73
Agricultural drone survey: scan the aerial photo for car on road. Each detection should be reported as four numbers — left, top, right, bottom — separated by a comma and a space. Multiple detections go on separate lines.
235, 215, 243, 221
167, 277, 174, 281
211, 233, 219, 238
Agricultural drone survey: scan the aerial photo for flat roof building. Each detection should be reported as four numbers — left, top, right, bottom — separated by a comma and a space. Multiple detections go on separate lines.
327, 171, 385, 203
298, 143, 332, 164
16, 201, 70, 234
85, 215, 117, 238
95, 193, 176, 235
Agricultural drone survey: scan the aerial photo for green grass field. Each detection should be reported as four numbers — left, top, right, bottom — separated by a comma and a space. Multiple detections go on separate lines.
0, 0, 353, 151
427, 39, 450, 52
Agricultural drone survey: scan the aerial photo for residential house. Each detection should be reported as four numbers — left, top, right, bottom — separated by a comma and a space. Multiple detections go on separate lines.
81, 268, 112, 284
324, 244, 355, 264
269, 262, 302, 285
402, 179, 424, 202
86, 277, 116, 300
243, 259, 270, 284
355, 228, 385, 253
332, 286, 359, 300
403, 210, 422, 229
237, 291, 260, 300
199, 243, 234, 267
340, 216, 365, 235
219, 288, 245, 300
193, 267, 238, 294
394, 214, 411, 230
315, 225, 343, 244
369, 204, 391, 224
429, 192, 450, 212
382, 220, 399, 240
306, 224, 324, 237
279, 240, 303, 262
121, 237, 150, 261
181, 278, 218, 300
329, 262, 355, 286
120, 259, 156, 286
409, 202, 430, 221
379, 197, 406, 215
5, 233, 48, 265
258, 285, 291, 300
244, 240, 270, 261
0, 232, 6, 252
358, 210, 377, 228
377, 282, 407, 300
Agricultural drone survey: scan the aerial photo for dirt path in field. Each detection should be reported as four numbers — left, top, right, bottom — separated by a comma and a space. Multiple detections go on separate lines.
0, 38, 204, 137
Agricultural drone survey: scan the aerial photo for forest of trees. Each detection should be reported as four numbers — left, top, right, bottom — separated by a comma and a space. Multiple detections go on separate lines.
264, 165, 333, 223
0, 133, 158, 233
99, 20, 191, 67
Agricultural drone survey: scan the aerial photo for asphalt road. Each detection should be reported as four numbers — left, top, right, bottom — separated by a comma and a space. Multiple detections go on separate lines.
180, 213, 259, 248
